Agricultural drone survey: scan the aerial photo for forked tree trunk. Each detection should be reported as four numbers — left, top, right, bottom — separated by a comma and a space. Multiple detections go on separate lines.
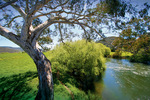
22, 43, 54, 100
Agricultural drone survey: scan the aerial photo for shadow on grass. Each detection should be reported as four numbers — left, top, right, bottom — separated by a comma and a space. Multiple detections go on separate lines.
0, 71, 38, 100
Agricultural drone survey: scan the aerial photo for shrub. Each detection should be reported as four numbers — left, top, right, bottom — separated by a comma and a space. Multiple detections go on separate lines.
130, 47, 150, 64
104, 47, 111, 57
112, 49, 122, 58
49, 40, 108, 90
96, 43, 111, 57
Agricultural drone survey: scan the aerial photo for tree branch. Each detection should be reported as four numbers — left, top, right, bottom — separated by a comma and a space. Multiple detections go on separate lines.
28, 0, 51, 17
32, 10, 89, 20
0, 0, 18, 9
52, 20, 104, 38
7, 15, 22, 26
26, 0, 29, 13
32, 16, 68, 36
48, 0, 69, 10
32, 10, 63, 20
31, 19, 54, 46
78, 23, 88, 37
31, 15, 104, 45
2, 0, 26, 18
58, 23, 64, 43
0, 25, 22, 46
11, 3, 26, 19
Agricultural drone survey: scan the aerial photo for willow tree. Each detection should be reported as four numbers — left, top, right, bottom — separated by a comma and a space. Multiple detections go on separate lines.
0, 0, 129, 99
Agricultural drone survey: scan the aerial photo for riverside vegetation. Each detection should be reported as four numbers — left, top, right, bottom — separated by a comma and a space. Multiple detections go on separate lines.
0, 40, 111, 100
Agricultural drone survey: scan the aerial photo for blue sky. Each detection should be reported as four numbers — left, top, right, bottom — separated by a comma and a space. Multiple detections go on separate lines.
0, 0, 150, 47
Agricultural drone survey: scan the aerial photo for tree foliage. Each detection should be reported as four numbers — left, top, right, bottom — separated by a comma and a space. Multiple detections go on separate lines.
0, 0, 132, 45
112, 4, 150, 63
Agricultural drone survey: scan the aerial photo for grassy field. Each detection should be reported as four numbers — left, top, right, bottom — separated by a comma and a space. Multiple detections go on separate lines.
0, 52, 71, 100
0, 52, 38, 99
0, 52, 100, 100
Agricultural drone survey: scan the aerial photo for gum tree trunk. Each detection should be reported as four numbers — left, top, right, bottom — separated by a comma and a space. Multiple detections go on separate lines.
34, 53, 54, 100
22, 43, 54, 100
0, 24, 54, 100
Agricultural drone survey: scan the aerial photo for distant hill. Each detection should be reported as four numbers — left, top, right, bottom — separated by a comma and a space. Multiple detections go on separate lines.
97, 36, 118, 50
0, 46, 23, 53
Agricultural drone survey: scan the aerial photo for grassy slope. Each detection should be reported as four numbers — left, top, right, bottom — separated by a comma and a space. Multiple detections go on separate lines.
0, 52, 71, 100
0, 52, 38, 99
0, 52, 97, 100
97, 36, 118, 49
0, 53, 36, 77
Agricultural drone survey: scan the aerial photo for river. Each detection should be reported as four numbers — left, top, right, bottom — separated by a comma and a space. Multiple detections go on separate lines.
94, 58, 150, 100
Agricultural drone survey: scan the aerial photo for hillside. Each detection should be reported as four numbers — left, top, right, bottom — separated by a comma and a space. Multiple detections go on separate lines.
0, 46, 23, 53
97, 36, 118, 50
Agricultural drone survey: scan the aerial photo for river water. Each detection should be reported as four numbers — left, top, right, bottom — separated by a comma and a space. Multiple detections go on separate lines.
94, 58, 150, 100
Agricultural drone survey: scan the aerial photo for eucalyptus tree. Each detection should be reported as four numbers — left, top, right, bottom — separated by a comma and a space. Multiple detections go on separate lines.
0, 0, 129, 99
113, 3, 150, 52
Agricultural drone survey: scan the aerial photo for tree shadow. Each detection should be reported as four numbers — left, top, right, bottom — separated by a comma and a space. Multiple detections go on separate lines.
0, 71, 38, 100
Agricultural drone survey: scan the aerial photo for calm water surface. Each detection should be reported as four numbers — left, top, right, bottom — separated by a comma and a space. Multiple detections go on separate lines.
94, 58, 150, 100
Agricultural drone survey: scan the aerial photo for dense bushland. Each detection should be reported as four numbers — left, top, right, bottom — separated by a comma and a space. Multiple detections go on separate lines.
129, 35, 150, 64
130, 48, 150, 64
113, 28, 150, 64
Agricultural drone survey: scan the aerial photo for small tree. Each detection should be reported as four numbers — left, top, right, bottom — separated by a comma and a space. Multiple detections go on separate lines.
0, 0, 130, 99
50, 40, 110, 90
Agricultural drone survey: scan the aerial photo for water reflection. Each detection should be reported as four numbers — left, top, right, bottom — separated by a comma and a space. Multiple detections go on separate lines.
94, 75, 105, 97
94, 58, 150, 100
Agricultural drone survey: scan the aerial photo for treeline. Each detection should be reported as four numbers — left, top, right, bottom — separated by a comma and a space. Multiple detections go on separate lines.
112, 30, 150, 64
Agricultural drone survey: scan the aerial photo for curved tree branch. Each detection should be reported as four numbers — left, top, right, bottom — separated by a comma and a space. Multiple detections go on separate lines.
31, 15, 104, 45
11, 3, 26, 19
0, 0, 18, 9
0, 25, 22, 46
2, 0, 26, 19
28, 0, 51, 17
7, 15, 22, 26
32, 9, 93, 20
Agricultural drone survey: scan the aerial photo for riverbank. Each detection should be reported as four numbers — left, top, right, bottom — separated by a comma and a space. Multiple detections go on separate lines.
108, 51, 150, 65
1, 51, 150, 99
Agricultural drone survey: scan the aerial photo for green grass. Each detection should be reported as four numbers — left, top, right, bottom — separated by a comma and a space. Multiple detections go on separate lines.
0, 52, 38, 99
0, 52, 101, 100
0, 52, 36, 77
0, 52, 73, 100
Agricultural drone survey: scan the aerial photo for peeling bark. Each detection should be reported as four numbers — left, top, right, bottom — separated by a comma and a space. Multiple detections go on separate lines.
34, 52, 54, 100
